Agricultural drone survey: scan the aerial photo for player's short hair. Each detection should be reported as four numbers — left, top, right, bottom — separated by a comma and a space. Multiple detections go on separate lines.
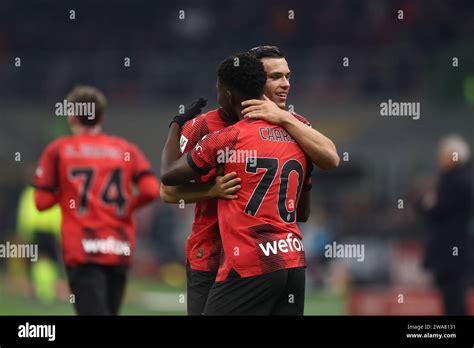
247, 45, 285, 60
217, 53, 266, 100
66, 85, 107, 126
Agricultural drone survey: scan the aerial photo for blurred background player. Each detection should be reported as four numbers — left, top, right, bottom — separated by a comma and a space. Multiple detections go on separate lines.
418, 134, 472, 315
16, 182, 62, 304
32, 86, 160, 315
162, 54, 311, 315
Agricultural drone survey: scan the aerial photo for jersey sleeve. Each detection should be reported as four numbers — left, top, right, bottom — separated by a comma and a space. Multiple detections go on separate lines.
292, 112, 313, 191
187, 126, 239, 176
32, 141, 60, 192
129, 143, 154, 183
291, 112, 312, 128
179, 116, 209, 156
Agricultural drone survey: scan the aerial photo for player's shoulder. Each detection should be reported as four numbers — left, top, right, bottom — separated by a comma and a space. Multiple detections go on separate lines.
182, 108, 222, 129
200, 107, 222, 121
42, 135, 71, 153
235, 118, 268, 131
99, 133, 141, 152
291, 112, 312, 127
97, 133, 125, 145
214, 116, 244, 132
208, 118, 254, 140
181, 108, 228, 152
201, 120, 240, 142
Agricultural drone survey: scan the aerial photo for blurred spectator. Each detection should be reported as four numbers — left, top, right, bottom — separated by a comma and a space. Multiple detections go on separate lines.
301, 206, 333, 288
418, 134, 473, 315
16, 185, 62, 303
150, 203, 180, 264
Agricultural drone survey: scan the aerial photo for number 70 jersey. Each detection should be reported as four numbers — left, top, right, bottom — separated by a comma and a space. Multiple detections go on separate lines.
33, 133, 153, 267
188, 118, 313, 281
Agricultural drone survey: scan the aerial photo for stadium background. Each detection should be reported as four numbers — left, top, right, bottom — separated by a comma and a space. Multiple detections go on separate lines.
1, 0, 474, 315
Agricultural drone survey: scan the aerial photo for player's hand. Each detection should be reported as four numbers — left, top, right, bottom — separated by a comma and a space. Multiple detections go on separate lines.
210, 172, 241, 200
241, 95, 291, 125
170, 97, 207, 127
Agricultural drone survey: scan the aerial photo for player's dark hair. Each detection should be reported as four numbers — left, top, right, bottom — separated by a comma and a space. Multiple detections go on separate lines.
247, 45, 285, 60
217, 53, 266, 100
66, 85, 107, 126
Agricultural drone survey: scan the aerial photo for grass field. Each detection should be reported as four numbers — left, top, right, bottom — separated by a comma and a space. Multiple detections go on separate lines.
0, 274, 346, 315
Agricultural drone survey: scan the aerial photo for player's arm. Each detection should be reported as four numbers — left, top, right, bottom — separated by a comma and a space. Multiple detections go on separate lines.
161, 122, 186, 179
281, 116, 339, 170
162, 126, 234, 186
129, 144, 160, 211
32, 142, 60, 211
242, 96, 340, 170
160, 99, 216, 197
130, 174, 160, 211
161, 133, 240, 203
160, 170, 240, 203
160, 98, 240, 199
160, 117, 241, 202
296, 191, 310, 222
161, 146, 202, 185
34, 190, 57, 211
161, 98, 207, 176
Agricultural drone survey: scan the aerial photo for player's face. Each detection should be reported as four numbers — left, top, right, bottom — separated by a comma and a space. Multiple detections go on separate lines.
260, 57, 291, 109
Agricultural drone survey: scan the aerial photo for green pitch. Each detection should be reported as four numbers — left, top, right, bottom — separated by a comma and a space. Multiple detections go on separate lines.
0, 274, 345, 315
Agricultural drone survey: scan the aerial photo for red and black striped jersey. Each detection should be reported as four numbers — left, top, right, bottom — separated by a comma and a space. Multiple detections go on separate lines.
188, 117, 312, 280
33, 133, 153, 267
179, 108, 234, 272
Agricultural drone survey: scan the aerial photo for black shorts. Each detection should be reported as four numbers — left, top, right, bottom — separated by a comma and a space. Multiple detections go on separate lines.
186, 263, 217, 315
33, 232, 59, 262
204, 267, 305, 315
66, 263, 129, 315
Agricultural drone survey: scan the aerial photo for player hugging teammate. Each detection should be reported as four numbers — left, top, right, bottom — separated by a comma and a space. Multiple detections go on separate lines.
161, 47, 339, 315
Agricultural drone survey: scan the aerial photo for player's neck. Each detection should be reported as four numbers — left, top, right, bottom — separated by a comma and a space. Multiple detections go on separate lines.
72, 125, 102, 135
221, 107, 240, 124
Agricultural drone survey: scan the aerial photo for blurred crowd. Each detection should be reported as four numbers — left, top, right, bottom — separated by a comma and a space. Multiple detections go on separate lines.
0, 0, 474, 102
